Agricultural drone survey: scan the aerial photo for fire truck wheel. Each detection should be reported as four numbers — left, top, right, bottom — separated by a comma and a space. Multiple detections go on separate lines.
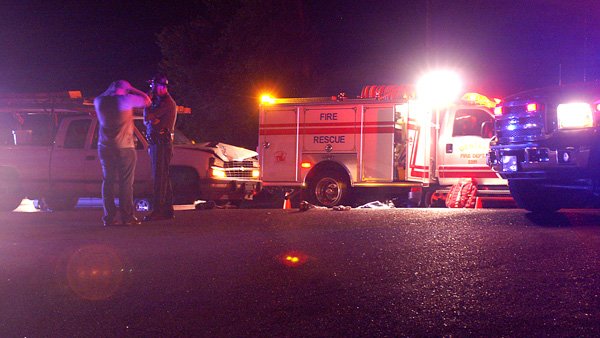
422, 188, 445, 208
309, 171, 352, 207
508, 180, 561, 213
42, 195, 79, 211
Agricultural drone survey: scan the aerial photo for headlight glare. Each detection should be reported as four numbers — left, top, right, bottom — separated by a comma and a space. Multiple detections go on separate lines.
211, 167, 226, 178
557, 103, 594, 129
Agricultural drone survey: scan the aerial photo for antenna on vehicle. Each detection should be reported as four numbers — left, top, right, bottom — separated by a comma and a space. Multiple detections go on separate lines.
558, 63, 562, 87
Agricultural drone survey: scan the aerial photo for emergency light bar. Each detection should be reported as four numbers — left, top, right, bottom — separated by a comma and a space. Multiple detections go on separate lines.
461, 92, 499, 109
526, 103, 537, 112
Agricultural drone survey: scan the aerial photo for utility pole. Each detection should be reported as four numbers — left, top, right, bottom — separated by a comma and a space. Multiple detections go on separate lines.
425, 0, 432, 63
583, 13, 589, 82
559, 63, 562, 86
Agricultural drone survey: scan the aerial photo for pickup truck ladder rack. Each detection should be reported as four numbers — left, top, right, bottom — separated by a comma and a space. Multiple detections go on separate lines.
0, 91, 95, 114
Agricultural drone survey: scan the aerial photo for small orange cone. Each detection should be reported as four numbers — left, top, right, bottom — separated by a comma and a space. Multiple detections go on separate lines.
475, 197, 483, 209
283, 192, 292, 209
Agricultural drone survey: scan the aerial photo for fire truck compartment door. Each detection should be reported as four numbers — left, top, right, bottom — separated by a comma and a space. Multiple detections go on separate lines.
302, 107, 356, 153
437, 107, 504, 186
405, 102, 432, 183
360, 105, 394, 181
259, 108, 299, 182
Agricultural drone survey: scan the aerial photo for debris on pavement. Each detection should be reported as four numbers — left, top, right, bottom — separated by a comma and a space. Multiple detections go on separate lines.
299, 201, 328, 211
356, 200, 395, 209
195, 201, 216, 210
299, 200, 396, 211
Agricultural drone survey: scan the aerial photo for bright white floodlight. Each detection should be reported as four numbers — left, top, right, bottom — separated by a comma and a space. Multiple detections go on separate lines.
416, 70, 463, 107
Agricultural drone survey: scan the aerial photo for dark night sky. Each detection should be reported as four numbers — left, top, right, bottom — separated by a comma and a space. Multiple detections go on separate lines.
2, 0, 600, 98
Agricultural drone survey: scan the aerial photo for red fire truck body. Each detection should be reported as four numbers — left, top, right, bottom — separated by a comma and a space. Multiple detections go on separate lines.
258, 88, 506, 207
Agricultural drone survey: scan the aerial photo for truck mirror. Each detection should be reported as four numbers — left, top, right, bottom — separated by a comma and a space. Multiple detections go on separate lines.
481, 121, 494, 138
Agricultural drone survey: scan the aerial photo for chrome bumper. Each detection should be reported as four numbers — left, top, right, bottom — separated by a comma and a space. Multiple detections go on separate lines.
487, 145, 590, 178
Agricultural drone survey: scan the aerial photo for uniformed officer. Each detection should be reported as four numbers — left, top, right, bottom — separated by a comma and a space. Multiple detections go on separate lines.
143, 73, 177, 221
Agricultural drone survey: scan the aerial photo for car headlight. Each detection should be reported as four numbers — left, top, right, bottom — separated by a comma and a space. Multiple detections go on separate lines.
557, 102, 594, 129
211, 167, 226, 178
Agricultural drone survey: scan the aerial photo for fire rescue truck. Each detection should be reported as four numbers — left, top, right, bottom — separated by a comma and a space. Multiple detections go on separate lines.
488, 82, 600, 212
0, 91, 261, 211
258, 85, 507, 207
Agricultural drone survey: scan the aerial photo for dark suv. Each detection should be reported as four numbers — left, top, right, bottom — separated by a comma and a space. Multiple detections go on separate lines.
487, 82, 600, 212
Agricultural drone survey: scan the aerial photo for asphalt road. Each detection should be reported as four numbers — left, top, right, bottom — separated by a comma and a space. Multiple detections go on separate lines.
1, 206, 600, 337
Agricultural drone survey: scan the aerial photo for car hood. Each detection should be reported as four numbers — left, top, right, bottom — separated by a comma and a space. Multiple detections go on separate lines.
175, 142, 258, 161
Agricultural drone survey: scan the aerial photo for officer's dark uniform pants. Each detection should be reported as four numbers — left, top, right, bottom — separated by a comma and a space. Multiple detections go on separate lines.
149, 142, 174, 216
98, 146, 137, 223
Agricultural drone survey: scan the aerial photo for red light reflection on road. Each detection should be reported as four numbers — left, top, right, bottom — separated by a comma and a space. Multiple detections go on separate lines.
66, 244, 124, 300
279, 251, 309, 267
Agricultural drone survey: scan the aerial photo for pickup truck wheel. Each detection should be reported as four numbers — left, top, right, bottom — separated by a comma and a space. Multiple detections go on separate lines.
509, 180, 561, 213
42, 195, 79, 211
0, 181, 23, 211
0, 170, 23, 211
134, 198, 153, 212
171, 167, 199, 205
309, 171, 352, 207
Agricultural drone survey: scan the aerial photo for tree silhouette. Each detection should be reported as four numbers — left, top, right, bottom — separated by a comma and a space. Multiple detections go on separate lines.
157, 0, 319, 149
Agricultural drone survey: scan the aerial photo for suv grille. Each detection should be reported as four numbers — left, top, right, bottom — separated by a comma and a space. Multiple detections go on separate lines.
496, 105, 546, 143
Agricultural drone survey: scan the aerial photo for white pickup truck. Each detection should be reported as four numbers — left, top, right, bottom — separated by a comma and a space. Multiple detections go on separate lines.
0, 92, 261, 211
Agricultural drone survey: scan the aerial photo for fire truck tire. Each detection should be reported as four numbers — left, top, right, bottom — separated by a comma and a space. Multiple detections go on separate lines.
421, 188, 445, 208
309, 171, 352, 207
508, 180, 561, 213
0, 170, 23, 211
42, 195, 79, 211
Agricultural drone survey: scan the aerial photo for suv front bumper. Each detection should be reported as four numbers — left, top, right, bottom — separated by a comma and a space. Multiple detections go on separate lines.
487, 145, 591, 179
200, 178, 262, 202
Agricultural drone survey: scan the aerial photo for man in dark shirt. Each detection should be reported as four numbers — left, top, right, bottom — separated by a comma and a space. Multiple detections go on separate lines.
143, 73, 177, 221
